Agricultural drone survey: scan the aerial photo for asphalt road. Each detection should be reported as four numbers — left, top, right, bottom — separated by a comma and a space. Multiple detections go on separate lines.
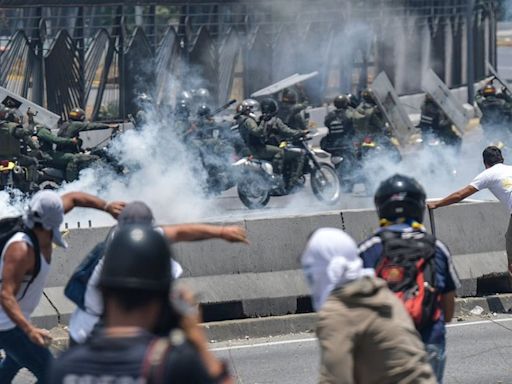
212, 317, 512, 384
13, 316, 512, 383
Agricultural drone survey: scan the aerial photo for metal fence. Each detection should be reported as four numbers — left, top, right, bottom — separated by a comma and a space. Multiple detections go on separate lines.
0, 0, 498, 120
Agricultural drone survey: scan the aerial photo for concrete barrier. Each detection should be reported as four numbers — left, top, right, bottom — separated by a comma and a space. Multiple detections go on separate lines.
32, 202, 511, 328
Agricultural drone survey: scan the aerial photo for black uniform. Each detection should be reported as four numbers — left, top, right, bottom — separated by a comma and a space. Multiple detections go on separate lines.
48, 331, 219, 383
419, 99, 462, 148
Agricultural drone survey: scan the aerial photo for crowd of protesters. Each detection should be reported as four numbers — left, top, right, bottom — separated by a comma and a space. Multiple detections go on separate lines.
3, 147, 510, 383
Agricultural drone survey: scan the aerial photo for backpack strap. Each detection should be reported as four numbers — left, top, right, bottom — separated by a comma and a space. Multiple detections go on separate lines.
18, 229, 41, 301
141, 337, 173, 384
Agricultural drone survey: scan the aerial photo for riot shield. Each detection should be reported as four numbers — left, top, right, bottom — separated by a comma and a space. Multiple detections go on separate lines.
0, 86, 61, 128
421, 69, 469, 136
371, 71, 415, 143
250, 71, 319, 98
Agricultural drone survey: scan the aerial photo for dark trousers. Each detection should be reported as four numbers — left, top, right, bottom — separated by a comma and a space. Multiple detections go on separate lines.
0, 326, 53, 383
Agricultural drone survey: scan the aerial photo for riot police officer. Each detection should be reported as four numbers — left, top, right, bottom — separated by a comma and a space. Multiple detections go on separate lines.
278, 88, 308, 131
0, 107, 41, 187
251, 98, 306, 191
57, 107, 118, 153
322, 95, 356, 149
419, 94, 462, 148
174, 99, 191, 137
234, 99, 260, 157
355, 89, 387, 138
36, 123, 99, 182
476, 83, 512, 140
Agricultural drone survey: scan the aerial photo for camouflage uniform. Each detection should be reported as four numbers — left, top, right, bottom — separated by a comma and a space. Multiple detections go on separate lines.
354, 101, 387, 138
279, 103, 308, 131
253, 116, 305, 189
37, 125, 98, 182
0, 121, 42, 186
57, 121, 112, 153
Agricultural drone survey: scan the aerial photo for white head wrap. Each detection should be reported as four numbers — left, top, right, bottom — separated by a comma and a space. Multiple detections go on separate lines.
301, 227, 374, 311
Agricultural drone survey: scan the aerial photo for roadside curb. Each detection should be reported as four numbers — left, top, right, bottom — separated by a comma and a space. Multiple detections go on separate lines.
46, 294, 512, 350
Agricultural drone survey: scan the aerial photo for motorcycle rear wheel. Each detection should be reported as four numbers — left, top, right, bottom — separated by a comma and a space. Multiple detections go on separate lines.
311, 163, 341, 205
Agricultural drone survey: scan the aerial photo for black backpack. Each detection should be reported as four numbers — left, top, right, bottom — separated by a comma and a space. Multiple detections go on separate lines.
375, 230, 441, 330
0, 216, 41, 300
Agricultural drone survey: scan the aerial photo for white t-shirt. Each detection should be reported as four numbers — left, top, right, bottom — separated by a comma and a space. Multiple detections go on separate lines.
68, 227, 183, 343
470, 163, 512, 213
0, 232, 51, 330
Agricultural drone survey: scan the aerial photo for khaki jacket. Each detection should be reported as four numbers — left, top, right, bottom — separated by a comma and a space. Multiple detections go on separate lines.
316, 277, 436, 384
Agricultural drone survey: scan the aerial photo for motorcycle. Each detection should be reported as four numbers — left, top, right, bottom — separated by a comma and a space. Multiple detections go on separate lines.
235, 135, 341, 209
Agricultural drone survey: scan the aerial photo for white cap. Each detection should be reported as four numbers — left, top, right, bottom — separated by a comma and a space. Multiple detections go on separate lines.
301, 228, 374, 311
23, 191, 67, 248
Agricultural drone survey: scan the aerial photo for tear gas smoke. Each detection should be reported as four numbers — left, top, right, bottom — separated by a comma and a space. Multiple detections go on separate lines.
60, 102, 216, 228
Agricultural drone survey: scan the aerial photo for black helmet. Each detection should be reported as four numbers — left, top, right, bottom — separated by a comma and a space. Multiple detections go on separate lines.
260, 98, 279, 117
347, 93, 359, 108
194, 88, 210, 102
361, 89, 375, 104
333, 95, 349, 109
69, 107, 86, 122
282, 88, 298, 104
99, 225, 172, 292
175, 100, 190, 118
179, 90, 192, 102
374, 174, 426, 223
197, 105, 212, 118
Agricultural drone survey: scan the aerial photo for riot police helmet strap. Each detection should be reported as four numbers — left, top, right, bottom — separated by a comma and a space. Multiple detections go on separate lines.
374, 174, 426, 223
99, 225, 173, 292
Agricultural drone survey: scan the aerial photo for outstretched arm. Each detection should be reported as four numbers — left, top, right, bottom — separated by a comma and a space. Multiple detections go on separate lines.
427, 185, 478, 209
163, 224, 248, 244
61, 192, 125, 218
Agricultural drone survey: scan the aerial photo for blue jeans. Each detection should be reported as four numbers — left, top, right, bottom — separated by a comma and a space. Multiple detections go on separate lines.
425, 341, 446, 384
0, 326, 53, 383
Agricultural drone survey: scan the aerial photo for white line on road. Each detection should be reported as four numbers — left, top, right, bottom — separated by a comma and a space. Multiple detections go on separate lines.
211, 337, 316, 351
446, 317, 512, 328
211, 318, 512, 351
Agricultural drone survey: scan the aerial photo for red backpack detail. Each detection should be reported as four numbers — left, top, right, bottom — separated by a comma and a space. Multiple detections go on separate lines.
376, 230, 441, 330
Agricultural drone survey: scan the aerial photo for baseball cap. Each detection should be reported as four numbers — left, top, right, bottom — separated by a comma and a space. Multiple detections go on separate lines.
23, 190, 67, 248
117, 201, 154, 227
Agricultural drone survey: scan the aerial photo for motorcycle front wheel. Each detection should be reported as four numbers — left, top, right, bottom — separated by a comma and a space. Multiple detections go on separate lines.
311, 163, 341, 205
237, 169, 271, 209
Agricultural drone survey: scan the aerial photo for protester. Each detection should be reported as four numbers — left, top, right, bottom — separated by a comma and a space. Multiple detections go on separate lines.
302, 227, 436, 384
67, 200, 249, 345
360, 174, 460, 383
0, 190, 124, 383
49, 225, 232, 383
428, 146, 512, 275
